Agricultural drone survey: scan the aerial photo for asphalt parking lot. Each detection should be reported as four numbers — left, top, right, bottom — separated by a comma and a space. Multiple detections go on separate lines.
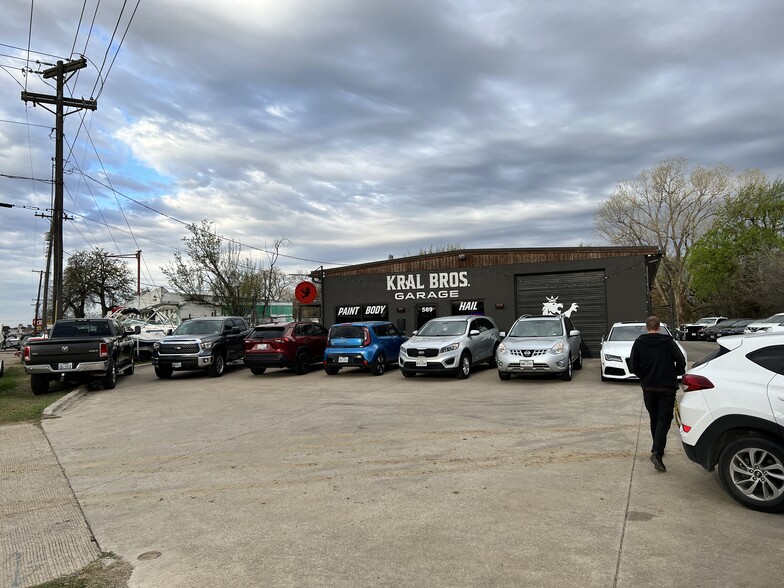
8, 343, 784, 586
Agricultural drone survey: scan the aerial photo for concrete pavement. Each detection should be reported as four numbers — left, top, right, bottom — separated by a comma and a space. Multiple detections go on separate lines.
3, 343, 783, 587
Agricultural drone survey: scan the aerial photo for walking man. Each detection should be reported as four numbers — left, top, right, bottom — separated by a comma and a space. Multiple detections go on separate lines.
630, 316, 687, 472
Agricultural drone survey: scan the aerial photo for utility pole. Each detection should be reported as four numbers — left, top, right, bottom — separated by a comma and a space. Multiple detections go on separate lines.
21, 58, 97, 322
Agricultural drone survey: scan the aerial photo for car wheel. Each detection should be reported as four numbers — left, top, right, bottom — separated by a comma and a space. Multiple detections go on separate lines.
250, 367, 266, 375
717, 436, 784, 513
155, 366, 173, 379
325, 365, 340, 375
574, 351, 582, 370
487, 343, 499, 367
561, 360, 573, 381
294, 353, 309, 375
457, 352, 471, 379
371, 354, 386, 376
209, 353, 225, 377
103, 358, 117, 390
498, 371, 511, 381
124, 355, 135, 375
31, 374, 49, 395
401, 370, 415, 378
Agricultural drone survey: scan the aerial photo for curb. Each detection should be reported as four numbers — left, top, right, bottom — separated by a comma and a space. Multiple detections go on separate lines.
43, 387, 88, 417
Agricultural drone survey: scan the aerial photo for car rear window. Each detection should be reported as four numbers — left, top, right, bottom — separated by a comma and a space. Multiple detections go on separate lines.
330, 326, 365, 339
691, 345, 732, 368
249, 327, 286, 340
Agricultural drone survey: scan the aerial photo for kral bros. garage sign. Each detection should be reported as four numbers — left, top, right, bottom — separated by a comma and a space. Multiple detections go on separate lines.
386, 271, 470, 300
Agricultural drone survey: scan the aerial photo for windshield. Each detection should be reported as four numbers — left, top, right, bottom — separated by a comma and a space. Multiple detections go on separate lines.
695, 318, 716, 325
330, 325, 366, 339
417, 320, 467, 337
761, 314, 784, 324
608, 325, 671, 341
509, 319, 563, 338
173, 320, 223, 335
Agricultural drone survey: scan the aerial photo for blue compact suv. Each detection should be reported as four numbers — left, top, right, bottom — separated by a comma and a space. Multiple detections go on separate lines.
323, 321, 407, 376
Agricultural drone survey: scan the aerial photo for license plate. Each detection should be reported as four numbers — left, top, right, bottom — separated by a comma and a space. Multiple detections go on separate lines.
255, 343, 270, 350
416, 359, 427, 367
338, 356, 349, 363
520, 360, 534, 368
172, 362, 182, 368
58, 362, 72, 370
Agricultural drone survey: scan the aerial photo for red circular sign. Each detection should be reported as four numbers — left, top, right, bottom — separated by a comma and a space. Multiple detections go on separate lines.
295, 281, 318, 304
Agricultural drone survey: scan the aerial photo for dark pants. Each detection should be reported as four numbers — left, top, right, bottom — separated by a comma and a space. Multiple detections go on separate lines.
643, 389, 676, 457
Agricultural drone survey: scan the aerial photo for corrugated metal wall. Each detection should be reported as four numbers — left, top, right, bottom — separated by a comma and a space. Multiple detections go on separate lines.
515, 270, 607, 357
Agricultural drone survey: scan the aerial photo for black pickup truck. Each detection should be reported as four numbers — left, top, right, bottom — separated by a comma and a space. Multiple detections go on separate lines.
152, 316, 249, 379
23, 318, 136, 394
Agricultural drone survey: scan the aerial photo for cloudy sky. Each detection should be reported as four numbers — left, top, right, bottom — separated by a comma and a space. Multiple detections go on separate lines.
1, 0, 783, 327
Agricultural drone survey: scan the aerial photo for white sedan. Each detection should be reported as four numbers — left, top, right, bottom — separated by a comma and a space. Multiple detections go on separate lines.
600, 322, 686, 382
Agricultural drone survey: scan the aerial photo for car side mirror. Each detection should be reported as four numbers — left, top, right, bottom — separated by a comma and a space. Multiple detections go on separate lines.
134, 325, 142, 335
469, 329, 480, 337
412, 330, 418, 336
500, 331, 506, 338
231, 327, 241, 334
570, 330, 580, 337
601, 335, 605, 343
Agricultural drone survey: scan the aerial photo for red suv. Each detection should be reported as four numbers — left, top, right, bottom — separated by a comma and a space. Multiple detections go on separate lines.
243, 322, 328, 375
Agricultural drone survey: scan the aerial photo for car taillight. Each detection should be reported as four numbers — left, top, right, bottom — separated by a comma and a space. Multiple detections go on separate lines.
23, 346, 30, 362
682, 424, 692, 433
682, 373, 714, 392
99, 342, 109, 358
273, 338, 291, 344
362, 328, 371, 347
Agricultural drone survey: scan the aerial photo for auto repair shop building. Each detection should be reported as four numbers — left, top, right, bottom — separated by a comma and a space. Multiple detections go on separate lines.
311, 246, 662, 357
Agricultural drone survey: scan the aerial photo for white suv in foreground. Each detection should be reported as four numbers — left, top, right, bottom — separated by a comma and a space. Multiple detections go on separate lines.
679, 333, 784, 512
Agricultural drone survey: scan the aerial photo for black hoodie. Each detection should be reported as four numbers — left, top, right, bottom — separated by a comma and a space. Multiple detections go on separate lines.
630, 332, 686, 390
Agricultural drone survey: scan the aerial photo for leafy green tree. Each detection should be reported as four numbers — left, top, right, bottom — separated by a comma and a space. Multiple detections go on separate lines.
63, 248, 135, 317
687, 179, 784, 316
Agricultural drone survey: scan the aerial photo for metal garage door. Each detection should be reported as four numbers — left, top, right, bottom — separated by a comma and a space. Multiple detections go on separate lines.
515, 270, 607, 357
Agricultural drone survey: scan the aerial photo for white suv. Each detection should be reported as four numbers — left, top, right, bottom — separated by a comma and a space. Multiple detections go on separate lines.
679, 333, 784, 512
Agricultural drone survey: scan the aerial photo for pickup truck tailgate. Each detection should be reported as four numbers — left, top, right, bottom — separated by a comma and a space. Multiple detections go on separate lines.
27, 339, 105, 370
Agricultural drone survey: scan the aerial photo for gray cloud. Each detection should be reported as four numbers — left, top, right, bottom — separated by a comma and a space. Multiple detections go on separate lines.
1, 0, 783, 325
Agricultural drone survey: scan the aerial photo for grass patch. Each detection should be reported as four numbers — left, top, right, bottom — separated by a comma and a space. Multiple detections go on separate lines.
31, 552, 132, 588
0, 357, 74, 424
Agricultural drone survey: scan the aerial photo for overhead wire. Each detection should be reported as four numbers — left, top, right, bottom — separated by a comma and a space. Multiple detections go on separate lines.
95, 0, 141, 99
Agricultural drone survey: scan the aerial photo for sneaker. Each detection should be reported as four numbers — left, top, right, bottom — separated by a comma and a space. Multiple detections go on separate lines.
650, 454, 666, 472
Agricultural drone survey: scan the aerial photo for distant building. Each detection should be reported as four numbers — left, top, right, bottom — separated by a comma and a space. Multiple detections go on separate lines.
311, 246, 662, 357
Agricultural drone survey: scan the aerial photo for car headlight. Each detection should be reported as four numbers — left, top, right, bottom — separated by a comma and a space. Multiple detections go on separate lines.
153, 342, 160, 350
550, 341, 564, 354
440, 342, 460, 353
497, 343, 507, 354
200, 340, 214, 350
604, 354, 622, 362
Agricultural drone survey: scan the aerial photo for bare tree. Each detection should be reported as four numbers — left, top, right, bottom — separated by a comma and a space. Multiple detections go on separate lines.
163, 221, 267, 317
257, 239, 294, 320
594, 158, 734, 323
